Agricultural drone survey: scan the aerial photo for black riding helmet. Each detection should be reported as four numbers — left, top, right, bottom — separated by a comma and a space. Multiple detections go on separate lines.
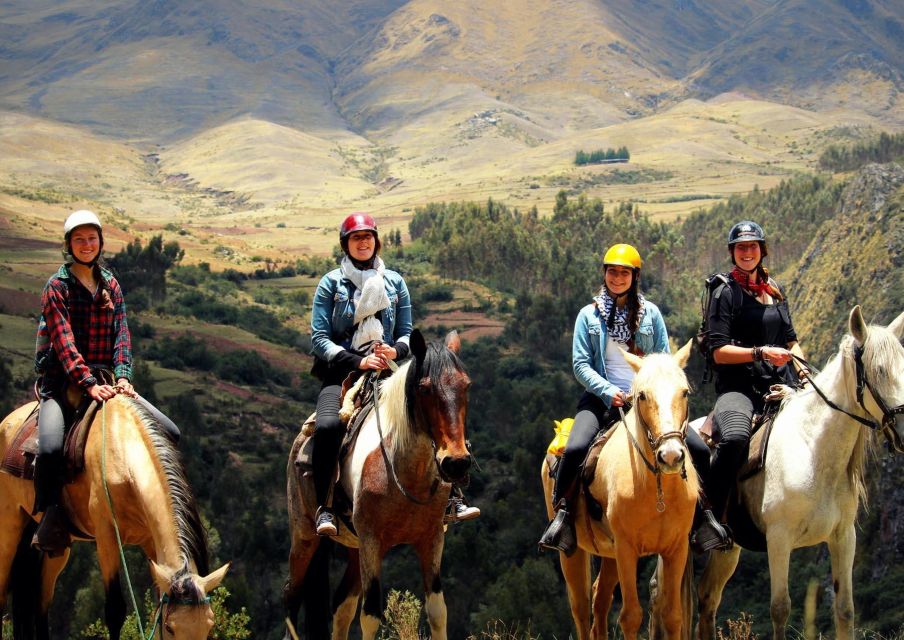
727, 221, 765, 245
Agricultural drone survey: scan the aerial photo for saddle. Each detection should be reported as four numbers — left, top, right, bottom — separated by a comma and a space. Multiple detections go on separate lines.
0, 394, 102, 483
697, 397, 783, 481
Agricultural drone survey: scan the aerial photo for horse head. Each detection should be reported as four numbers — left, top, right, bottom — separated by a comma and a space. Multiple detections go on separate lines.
408, 329, 472, 483
849, 305, 904, 453
621, 341, 693, 474
149, 562, 230, 638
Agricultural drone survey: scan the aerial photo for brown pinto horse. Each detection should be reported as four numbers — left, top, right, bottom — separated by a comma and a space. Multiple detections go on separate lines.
541, 342, 698, 640
284, 330, 472, 640
0, 395, 229, 640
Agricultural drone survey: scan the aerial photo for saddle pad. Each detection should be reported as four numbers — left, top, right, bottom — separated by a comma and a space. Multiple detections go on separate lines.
738, 412, 776, 481
1, 404, 40, 479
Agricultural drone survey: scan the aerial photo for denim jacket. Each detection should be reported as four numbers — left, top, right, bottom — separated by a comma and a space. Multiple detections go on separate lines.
572, 299, 670, 406
311, 268, 412, 362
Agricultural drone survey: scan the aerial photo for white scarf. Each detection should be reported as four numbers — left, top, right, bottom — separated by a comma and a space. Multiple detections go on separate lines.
340, 255, 390, 350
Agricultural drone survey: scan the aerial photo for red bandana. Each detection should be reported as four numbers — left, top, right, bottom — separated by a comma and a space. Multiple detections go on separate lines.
731, 266, 772, 297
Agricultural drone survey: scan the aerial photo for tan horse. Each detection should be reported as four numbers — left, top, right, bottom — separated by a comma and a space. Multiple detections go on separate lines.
0, 395, 229, 639
542, 342, 698, 640
284, 330, 472, 640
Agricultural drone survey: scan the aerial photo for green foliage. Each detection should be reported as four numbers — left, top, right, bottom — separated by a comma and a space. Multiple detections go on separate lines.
79, 587, 251, 639
109, 235, 184, 309
819, 132, 904, 172
0, 357, 15, 417
574, 146, 630, 165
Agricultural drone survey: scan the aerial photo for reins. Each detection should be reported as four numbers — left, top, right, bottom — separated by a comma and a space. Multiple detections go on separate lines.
617, 406, 688, 513
793, 349, 904, 452
371, 370, 441, 505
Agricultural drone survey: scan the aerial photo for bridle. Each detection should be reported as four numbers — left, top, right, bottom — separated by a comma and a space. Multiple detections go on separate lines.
146, 590, 211, 639
618, 402, 689, 512
793, 347, 904, 453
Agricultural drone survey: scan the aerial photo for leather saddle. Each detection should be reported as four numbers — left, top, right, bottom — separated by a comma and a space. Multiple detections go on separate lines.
697, 399, 782, 482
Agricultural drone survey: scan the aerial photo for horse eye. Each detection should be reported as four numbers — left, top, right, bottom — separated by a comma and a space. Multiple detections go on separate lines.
638, 391, 647, 401
165, 623, 175, 635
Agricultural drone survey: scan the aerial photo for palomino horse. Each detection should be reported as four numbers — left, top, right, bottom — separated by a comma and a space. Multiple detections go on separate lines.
284, 330, 472, 640
693, 306, 904, 640
542, 342, 699, 640
0, 395, 229, 639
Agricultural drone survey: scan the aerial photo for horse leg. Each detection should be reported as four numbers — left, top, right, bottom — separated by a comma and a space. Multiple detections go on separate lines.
591, 557, 618, 640
284, 534, 326, 639
414, 532, 448, 640
827, 523, 856, 640
358, 538, 385, 640
766, 534, 793, 640
657, 547, 691, 640
94, 531, 127, 640
37, 548, 70, 640
559, 548, 592, 640
332, 548, 361, 640
696, 546, 740, 640
613, 542, 642, 640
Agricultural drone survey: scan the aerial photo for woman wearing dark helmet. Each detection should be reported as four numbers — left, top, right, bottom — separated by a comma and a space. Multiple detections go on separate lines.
33, 210, 179, 555
691, 221, 810, 552
539, 244, 711, 555
309, 213, 478, 536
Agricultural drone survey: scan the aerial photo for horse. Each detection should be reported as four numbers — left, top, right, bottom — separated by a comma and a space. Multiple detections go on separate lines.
691, 306, 904, 640
0, 394, 229, 639
284, 330, 472, 640
541, 341, 699, 640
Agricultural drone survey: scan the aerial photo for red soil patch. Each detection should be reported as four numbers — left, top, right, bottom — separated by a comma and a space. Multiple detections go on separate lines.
421, 311, 505, 341
0, 287, 41, 316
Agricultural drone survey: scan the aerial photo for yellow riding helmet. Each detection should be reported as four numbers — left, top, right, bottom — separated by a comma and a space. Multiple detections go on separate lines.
602, 244, 642, 269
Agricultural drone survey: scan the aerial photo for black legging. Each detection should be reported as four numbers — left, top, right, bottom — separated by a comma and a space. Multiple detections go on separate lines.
312, 370, 351, 507
707, 391, 760, 517
554, 391, 712, 506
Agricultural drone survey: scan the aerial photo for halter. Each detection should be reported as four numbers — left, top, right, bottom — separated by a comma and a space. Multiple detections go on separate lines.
145, 591, 213, 639
617, 405, 689, 512
793, 349, 904, 453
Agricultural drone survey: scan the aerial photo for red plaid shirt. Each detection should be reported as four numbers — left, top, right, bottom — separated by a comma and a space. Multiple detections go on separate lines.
35, 264, 132, 393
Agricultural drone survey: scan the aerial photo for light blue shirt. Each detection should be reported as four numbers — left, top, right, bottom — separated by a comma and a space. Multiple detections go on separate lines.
572, 300, 670, 406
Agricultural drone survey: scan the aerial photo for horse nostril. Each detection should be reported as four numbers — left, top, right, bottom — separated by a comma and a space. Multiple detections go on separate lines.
440, 456, 471, 480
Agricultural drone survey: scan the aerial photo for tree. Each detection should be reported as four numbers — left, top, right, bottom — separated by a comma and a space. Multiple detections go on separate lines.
108, 235, 184, 308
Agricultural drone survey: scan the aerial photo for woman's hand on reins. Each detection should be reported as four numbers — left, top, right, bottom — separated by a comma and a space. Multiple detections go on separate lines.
116, 378, 136, 397
374, 343, 397, 362
359, 353, 389, 370
761, 346, 792, 367
87, 383, 118, 402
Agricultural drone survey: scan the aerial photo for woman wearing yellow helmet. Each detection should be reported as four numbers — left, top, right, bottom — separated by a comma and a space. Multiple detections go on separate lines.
539, 243, 669, 554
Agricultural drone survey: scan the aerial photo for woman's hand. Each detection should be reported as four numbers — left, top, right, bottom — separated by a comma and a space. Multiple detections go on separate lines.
358, 353, 389, 370
761, 346, 792, 367
116, 378, 136, 397
87, 383, 118, 402
374, 343, 397, 362
611, 390, 628, 407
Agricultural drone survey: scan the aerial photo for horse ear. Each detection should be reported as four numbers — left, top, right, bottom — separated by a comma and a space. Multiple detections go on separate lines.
149, 561, 175, 595
410, 329, 427, 363
674, 339, 693, 369
620, 348, 644, 373
445, 330, 461, 354
849, 305, 868, 344
887, 310, 904, 341
198, 563, 230, 594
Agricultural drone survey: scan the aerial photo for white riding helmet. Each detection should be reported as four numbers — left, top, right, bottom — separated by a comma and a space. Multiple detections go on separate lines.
64, 210, 102, 236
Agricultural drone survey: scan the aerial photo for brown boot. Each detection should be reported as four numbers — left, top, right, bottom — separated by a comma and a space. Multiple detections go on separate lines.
32, 505, 72, 557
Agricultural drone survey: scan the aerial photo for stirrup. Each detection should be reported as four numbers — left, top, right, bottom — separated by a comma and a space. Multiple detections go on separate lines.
31, 505, 72, 557
538, 508, 577, 556
690, 510, 733, 553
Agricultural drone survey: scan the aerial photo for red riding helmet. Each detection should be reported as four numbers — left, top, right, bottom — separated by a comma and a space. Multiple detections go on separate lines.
339, 213, 378, 241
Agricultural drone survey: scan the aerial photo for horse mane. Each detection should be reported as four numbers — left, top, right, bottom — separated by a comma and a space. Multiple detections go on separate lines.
120, 397, 210, 576
379, 340, 466, 458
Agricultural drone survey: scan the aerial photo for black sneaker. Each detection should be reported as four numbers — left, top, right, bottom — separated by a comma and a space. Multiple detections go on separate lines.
444, 497, 480, 523
690, 510, 733, 553
315, 509, 338, 536
538, 509, 577, 556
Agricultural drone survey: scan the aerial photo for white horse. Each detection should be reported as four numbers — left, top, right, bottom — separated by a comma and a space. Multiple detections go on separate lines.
695, 306, 904, 640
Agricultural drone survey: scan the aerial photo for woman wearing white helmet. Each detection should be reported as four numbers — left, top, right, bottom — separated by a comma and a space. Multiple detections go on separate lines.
31, 210, 176, 554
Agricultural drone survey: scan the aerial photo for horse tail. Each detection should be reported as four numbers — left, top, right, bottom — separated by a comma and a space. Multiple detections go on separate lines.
302, 539, 333, 639
10, 519, 41, 640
